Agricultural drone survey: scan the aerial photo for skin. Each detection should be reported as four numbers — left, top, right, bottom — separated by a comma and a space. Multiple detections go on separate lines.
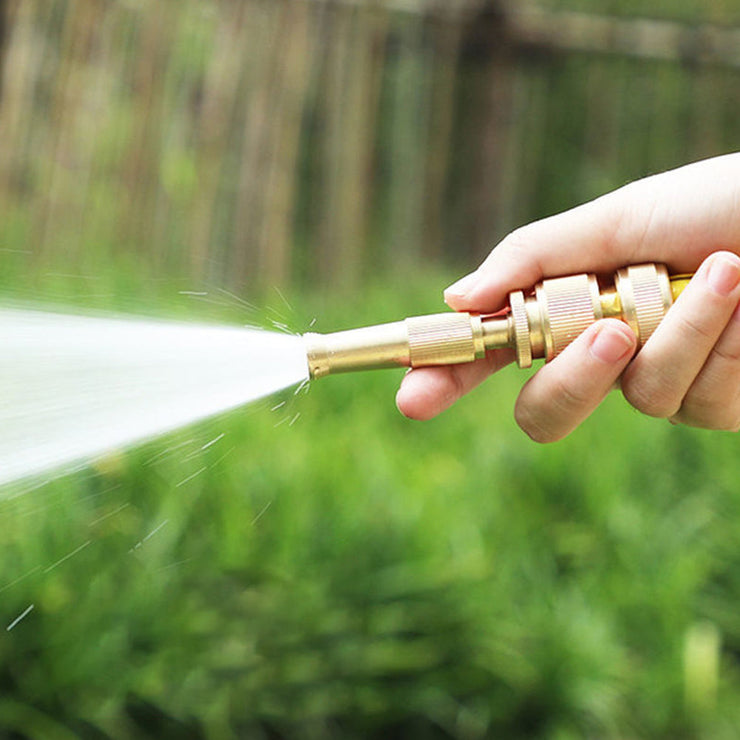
396, 153, 740, 442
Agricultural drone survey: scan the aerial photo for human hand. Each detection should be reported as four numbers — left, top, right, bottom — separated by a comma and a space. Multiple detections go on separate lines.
396, 153, 740, 441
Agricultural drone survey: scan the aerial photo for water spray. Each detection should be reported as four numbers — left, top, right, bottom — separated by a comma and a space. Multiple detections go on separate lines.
0, 262, 693, 488
304, 263, 691, 378
0, 310, 309, 486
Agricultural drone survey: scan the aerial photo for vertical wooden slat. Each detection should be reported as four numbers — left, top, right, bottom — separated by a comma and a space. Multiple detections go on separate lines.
32, 0, 78, 263
319, 2, 386, 289
0, 0, 39, 211
581, 56, 626, 194
317, 3, 348, 285
255, 0, 315, 290
121, 1, 179, 258
55, 1, 110, 267
188, 0, 249, 281
466, 40, 516, 260
0, 0, 737, 292
385, 12, 429, 270
644, 62, 690, 173
421, 16, 461, 263
230, 0, 286, 289
509, 62, 549, 229
688, 65, 726, 163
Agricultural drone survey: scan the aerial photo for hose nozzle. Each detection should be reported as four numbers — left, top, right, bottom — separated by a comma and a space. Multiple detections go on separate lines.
305, 312, 509, 379
305, 263, 689, 380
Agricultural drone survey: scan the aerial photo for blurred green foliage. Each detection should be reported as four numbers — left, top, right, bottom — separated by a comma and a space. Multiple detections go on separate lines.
1, 0, 740, 737
540, 0, 738, 22
2, 0, 739, 296
1, 277, 740, 738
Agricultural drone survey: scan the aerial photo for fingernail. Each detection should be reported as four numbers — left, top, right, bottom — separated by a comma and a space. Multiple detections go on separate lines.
444, 271, 479, 300
589, 325, 634, 364
707, 255, 740, 296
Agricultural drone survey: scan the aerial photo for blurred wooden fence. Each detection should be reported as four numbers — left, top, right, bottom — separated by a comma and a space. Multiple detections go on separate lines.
0, 0, 738, 292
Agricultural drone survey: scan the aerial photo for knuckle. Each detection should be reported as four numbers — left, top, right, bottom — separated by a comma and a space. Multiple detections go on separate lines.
714, 314, 740, 363
721, 418, 740, 433
715, 340, 740, 364
502, 225, 534, 252
621, 374, 680, 418
674, 352, 740, 430
673, 310, 717, 345
550, 376, 590, 416
495, 225, 540, 263
603, 179, 658, 255
514, 396, 558, 444
514, 374, 589, 444
718, 414, 740, 432
677, 410, 740, 432
678, 392, 740, 432
447, 366, 466, 405
720, 417, 740, 432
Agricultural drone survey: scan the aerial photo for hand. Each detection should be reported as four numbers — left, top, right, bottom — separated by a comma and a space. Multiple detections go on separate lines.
396, 153, 740, 441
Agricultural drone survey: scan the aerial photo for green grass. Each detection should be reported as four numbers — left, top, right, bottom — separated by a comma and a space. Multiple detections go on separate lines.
1, 275, 740, 738
1, 1, 738, 734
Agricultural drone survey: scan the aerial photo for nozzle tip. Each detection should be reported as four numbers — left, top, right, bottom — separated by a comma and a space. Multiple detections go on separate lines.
304, 332, 328, 380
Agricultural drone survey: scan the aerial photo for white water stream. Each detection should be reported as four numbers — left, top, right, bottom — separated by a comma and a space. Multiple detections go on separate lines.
0, 307, 309, 486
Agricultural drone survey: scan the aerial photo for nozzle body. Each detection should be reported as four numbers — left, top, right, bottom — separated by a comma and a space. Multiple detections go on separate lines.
305, 262, 687, 379
305, 313, 491, 379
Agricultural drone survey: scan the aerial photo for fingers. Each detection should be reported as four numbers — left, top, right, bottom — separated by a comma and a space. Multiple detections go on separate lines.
444, 193, 629, 312
396, 349, 514, 421
621, 252, 740, 424
444, 153, 740, 314
402, 155, 740, 434
674, 303, 740, 430
514, 320, 636, 443
401, 253, 740, 436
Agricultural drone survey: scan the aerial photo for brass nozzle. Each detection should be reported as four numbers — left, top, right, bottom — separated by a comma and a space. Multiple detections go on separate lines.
304, 263, 690, 379
305, 313, 500, 379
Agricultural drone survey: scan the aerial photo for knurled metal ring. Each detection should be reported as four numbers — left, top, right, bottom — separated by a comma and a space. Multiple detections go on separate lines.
509, 290, 532, 368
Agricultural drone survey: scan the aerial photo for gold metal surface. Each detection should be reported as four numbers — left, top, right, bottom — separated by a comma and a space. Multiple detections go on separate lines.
306, 312, 489, 379
480, 315, 511, 349
670, 274, 692, 302
599, 287, 622, 319
535, 273, 603, 361
509, 291, 532, 368
305, 262, 695, 378
406, 313, 485, 366
614, 263, 672, 345
305, 320, 409, 378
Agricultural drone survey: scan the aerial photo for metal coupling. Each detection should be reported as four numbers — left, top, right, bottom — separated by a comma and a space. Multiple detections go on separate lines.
304, 262, 689, 378
508, 262, 674, 368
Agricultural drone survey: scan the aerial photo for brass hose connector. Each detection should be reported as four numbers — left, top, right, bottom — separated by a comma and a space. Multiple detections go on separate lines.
304, 262, 689, 378
507, 263, 675, 368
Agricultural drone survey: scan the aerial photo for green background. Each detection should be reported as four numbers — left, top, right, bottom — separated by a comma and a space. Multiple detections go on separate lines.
1, 0, 740, 737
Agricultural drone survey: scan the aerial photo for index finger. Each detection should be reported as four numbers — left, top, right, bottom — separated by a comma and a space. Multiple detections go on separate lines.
445, 153, 740, 314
